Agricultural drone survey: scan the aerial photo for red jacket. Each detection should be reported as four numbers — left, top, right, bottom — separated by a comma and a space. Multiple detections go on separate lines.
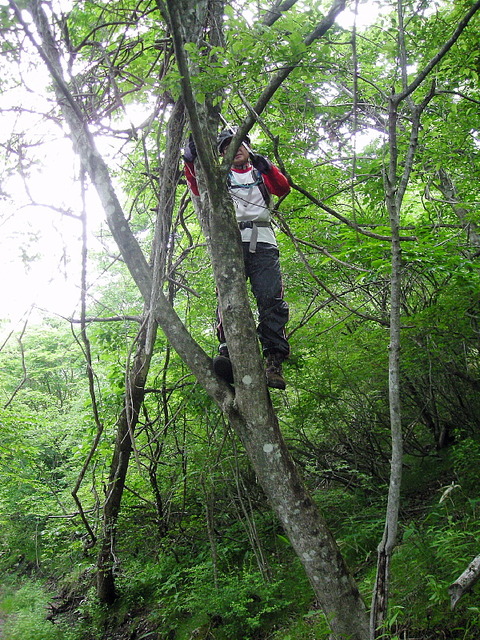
185, 159, 290, 248
184, 160, 290, 199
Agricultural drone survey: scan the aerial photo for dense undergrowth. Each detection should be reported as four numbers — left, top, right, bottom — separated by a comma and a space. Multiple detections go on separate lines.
1, 438, 480, 640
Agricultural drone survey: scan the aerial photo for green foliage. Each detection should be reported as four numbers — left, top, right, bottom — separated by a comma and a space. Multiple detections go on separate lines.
108, 553, 311, 640
0, 581, 78, 640
269, 609, 331, 640
359, 439, 480, 638
314, 489, 385, 573
180, 568, 292, 638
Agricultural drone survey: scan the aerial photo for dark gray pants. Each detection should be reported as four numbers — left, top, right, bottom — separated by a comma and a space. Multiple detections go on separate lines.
217, 242, 290, 358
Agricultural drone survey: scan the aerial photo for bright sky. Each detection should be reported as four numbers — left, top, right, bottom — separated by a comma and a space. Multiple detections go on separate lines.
0, 73, 84, 337
0, 127, 110, 337
336, 1, 384, 30
0, 22, 115, 337
0, 197, 83, 323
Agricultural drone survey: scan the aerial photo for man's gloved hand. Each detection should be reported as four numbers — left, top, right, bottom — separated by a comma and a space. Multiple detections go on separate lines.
249, 153, 271, 173
183, 135, 197, 163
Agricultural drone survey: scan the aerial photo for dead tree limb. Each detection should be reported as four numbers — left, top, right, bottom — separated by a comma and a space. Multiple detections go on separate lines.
449, 554, 480, 610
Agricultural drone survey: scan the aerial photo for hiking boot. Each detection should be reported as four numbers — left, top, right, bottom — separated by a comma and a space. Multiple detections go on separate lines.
265, 352, 286, 390
213, 353, 234, 384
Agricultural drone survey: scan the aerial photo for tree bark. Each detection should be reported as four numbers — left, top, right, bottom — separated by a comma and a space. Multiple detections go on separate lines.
163, 2, 369, 638
449, 553, 480, 609
97, 316, 156, 604
436, 169, 480, 250
371, 93, 433, 637
368, 0, 469, 631
370, 93, 404, 639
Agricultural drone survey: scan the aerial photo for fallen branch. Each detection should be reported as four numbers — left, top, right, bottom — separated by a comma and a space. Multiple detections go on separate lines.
449, 553, 480, 609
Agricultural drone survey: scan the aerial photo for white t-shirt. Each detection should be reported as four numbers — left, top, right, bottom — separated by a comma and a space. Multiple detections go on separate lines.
229, 167, 277, 246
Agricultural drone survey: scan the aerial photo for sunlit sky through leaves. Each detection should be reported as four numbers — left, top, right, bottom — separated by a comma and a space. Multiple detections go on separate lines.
0, 0, 382, 338
0, 52, 83, 335
0, 19, 123, 335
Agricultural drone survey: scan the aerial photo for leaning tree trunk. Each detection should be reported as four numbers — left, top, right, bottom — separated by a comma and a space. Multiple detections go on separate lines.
97, 315, 157, 604
97, 98, 186, 604
449, 553, 480, 610
161, 2, 370, 639
24, 0, 372, 637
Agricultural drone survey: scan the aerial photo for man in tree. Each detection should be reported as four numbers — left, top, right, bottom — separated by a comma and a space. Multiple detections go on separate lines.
184, 129, 291, 389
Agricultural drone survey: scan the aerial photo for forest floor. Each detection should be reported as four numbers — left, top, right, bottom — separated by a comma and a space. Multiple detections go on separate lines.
103, 616, 160, 640
51, 603, 161, 640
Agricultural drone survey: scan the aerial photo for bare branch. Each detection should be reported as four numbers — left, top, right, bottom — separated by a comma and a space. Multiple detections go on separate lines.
396, 0, 480, 103
68, 315, 143, 324
70, 171, 102, 549
395, 82, 436, 209
436, 90, 480, 106
3, 317, 29, 409
233, 0, 347, 146
449, 554, 480, 609
262, 0, 299, 26
290, 180, 417, 242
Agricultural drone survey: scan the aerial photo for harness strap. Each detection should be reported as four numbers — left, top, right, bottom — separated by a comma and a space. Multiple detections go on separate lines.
238, 221, 271, 253
228, 168, 271, 208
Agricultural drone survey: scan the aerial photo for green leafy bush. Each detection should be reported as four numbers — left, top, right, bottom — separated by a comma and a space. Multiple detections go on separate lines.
182, 566, 292, 638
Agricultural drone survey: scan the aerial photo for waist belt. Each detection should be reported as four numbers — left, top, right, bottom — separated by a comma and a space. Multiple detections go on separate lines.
238, 220, 271, 253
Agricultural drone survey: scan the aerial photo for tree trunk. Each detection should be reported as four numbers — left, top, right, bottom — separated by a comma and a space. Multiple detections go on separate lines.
96, 100, 187, 604
370, 90, 404, 639
96, 316, 156, 604
161, 2, 369, 638
25, 1, 371, 636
